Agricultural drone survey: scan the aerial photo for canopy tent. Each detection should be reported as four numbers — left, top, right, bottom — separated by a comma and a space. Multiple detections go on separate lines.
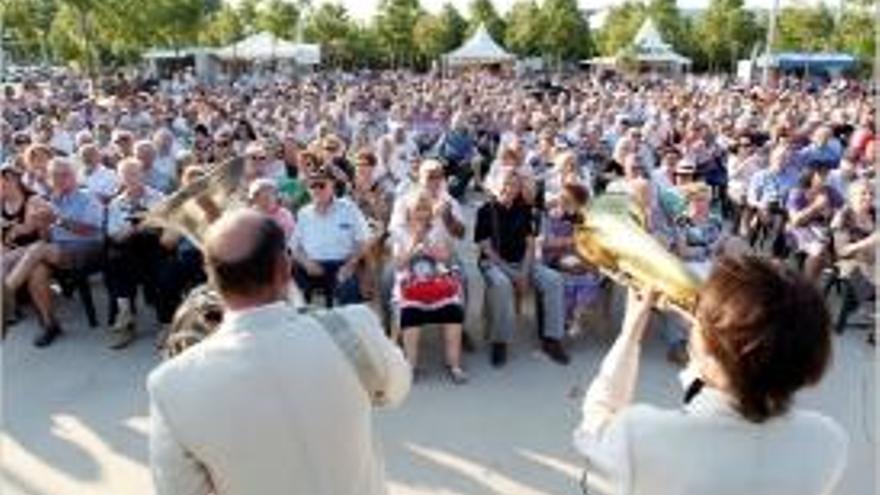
215, 32, 321, 65
757, 52, 856, 72
628, 18, 691, 67
583, 18, 690, 73
443, 24, 515, 67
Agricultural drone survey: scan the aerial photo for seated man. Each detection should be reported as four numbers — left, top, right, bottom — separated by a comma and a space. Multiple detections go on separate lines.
291, 166, 370, 307
3, 158, 103, 347
475, 170, 570, 367
104, 157, 167, 350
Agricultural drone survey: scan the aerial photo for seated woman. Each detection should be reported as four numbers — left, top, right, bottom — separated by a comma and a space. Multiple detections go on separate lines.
248, 178, 296, 239
350, 150, 394, 300
831, 179, 876, 330
539, 183, 603, 335
391, 191, 467, 384
2, 162, 53, 329
786, 166, 843, 282
575, 255, 847, 495
675, 182, 726, 279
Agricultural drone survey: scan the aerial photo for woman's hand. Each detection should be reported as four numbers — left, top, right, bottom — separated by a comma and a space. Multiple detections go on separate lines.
622, 286, 660, 341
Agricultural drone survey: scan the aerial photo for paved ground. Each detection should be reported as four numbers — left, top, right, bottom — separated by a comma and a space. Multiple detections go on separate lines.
0, 281, 875, 495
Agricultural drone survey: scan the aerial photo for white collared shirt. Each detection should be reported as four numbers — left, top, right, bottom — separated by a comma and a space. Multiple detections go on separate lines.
292, 197, 369, 261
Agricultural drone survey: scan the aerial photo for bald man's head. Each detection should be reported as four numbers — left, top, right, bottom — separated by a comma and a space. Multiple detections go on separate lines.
204, 210, 289, 303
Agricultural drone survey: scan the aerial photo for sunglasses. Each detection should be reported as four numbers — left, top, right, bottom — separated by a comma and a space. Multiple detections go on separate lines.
309, 181, 329, 190
249, 154, 267, 161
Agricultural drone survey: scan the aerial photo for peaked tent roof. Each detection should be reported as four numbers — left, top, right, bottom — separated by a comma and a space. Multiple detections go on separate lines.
626, 18, 691, 65
444, 24, 515, 66
215, 32, 321, 64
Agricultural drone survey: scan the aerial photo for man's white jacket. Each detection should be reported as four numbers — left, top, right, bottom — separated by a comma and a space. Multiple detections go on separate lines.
148, 303, 411, 495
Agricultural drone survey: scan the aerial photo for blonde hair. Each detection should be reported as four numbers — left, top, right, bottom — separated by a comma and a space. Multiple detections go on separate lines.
405, 190, 435, 223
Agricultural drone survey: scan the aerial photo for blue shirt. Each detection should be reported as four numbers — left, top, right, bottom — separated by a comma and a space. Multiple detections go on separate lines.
747, 166, 800, 209
50, 190, 103, 244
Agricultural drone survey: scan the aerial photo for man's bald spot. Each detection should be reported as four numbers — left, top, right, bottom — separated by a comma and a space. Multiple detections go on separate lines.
205, 210, 267, 265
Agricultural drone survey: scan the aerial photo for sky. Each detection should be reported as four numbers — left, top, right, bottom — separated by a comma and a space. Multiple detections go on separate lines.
322, 0, 827, 21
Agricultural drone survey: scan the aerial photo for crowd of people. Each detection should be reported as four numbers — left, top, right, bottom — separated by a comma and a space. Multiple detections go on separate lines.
1, 69, 876, 379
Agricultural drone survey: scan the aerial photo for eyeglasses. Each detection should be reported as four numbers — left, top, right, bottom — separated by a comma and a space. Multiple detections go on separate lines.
249, 155, 267, 161
309, 181, 329, 190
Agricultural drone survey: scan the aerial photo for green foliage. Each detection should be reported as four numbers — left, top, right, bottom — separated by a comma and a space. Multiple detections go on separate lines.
832, 1, 875, 61
2, 0, 874, 73
776, 2, 837, 52
540, 0, 592, 61
696, 0, 761, 70
597, 1, 647, 55
255, 0, 301, 40
504, 0, 543, 57
467, 0, 506, 42
375, 0, 423, 66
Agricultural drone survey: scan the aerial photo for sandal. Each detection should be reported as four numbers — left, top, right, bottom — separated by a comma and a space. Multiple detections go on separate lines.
446, 365, 469, 385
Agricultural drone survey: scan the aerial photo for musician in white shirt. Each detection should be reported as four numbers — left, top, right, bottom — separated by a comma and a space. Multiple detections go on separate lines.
574, 255, 848, 495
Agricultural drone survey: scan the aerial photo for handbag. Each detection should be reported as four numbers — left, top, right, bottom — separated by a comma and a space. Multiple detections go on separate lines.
399, 254, 461, 305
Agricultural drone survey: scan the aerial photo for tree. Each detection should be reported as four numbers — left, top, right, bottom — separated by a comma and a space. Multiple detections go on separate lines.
256, 0, 300, 40
304, 2, 358, 66
375, 0, 423, 66
696, 0, 761, 71
541, 0, 592, 62
439, 3, 467, 51
645, 0, 690, 55
413, 14, 448, 60
413, 3, 466, 61
504, 0, 542, 57
832, 0, 874, 62
776, 2, 836, 52
1, 0, 58, 62
201, 4, 246, 46
597, 1, 646, 55
468, 0, 505, 43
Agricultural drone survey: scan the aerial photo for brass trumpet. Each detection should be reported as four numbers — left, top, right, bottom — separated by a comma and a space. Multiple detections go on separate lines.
574, 193, 704, 314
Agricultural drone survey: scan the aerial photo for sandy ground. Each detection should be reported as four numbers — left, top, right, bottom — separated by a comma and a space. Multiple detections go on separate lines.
0, 277, 875, 495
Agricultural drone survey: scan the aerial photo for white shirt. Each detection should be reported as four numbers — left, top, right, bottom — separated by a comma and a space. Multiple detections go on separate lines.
387, 189, 464, 242
79, 164, 120, 201
148, 302, 411, 495
106, 186, 165, 239
293, 198, 370, 261
573, 318, 848, 495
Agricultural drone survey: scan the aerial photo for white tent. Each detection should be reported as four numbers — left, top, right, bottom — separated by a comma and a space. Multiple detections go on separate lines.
215, 32, 321, 65
443, 24, 515, 67
628, 18, 691, 67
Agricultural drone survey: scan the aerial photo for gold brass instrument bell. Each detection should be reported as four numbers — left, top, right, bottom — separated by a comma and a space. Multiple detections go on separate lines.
574, 193, 704, 314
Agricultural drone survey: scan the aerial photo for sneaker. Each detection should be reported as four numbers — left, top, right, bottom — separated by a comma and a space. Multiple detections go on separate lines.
490, 342, 507, 368
111, 308, 134, 334
541, 339, 570, 366
33, 323, 62, 348
446, 365, 469, 385
108, 323, 137, 350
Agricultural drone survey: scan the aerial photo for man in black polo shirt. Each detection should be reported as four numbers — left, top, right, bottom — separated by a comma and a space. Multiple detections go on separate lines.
475, 170, 569, 367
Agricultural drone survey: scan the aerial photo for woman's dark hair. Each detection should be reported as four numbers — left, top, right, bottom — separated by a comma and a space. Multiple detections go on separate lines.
205, 216, 287, 298
695, 255, 831, 423
797, 167, 824, 190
